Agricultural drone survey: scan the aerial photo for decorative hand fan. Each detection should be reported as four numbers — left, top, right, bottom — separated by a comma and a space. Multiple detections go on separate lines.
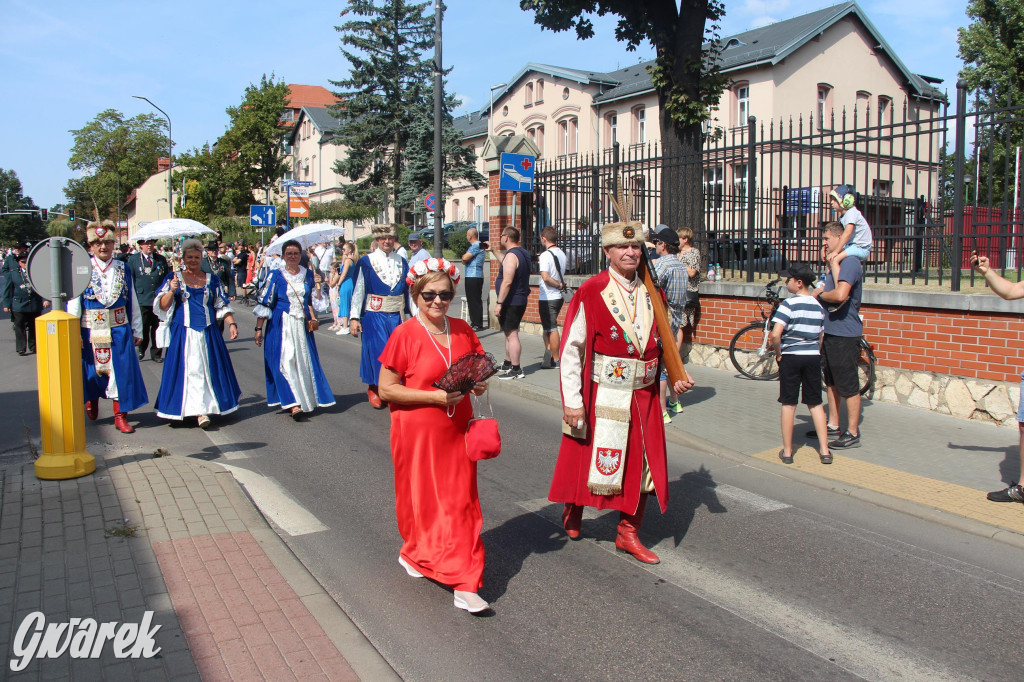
433, 352, 499, 394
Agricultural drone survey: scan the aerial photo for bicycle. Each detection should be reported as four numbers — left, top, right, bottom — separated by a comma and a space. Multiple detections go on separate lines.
728, 279, 876, 396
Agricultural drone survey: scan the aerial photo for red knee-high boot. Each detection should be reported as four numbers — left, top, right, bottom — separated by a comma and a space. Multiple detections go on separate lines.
615, 494, 659, 564
562, 504, 583, 540
112, 401, 134, 434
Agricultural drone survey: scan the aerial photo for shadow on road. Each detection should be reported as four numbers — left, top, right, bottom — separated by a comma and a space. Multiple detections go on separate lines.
480, 511, 569, 602
644, 466, 727, 548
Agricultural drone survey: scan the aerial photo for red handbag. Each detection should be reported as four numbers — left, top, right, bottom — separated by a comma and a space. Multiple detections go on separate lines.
466, 394, 501, 461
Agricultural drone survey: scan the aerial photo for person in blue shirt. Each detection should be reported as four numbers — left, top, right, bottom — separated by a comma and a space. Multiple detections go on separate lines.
460, 227, 487, 331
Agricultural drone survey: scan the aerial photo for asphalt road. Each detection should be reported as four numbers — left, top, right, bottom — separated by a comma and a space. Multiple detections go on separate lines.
3, 304, 1024, 681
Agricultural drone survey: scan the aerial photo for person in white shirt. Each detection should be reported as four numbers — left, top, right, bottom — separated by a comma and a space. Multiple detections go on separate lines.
537, 227, 567, 369
406, 233, 431, 267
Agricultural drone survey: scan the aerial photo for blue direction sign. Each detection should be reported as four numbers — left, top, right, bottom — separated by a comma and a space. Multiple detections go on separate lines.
250, 205, 276, 227
499, 152, 536, 193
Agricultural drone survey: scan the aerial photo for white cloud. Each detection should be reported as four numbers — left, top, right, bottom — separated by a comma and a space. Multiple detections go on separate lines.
452, 93, 476, 113
750, 15, 780, 29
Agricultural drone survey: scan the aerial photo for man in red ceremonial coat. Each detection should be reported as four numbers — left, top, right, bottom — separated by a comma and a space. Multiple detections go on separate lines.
549, 208, 694, 564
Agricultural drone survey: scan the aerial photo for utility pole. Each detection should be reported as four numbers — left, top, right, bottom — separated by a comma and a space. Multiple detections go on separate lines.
432, 0, 443, 257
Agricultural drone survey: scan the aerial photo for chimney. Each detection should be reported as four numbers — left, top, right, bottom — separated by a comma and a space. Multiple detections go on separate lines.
157, 157, 170, 172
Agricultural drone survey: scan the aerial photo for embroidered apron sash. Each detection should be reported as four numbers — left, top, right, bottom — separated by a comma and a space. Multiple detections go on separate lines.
82, 307, 127, 376
587, 353, 659, 495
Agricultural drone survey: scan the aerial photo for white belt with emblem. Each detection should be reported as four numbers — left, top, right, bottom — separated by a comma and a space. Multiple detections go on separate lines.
366, 294, 404, 313
586, 352, 659, 496
82, 307, 128, 376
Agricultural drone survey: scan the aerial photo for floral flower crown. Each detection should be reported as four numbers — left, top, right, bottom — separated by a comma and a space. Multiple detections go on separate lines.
405, 257, 461, 286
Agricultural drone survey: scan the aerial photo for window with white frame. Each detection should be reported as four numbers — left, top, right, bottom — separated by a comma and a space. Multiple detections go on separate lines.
634, 107, 646, 144
736, 85, 749, 127
535, 79, 544, 103
817, 84, 832, 129
877, 96, 892, 126
733, 163, 748, 206
607, 114, 618, 147
525, 82, 534, 107
280, 110, 295, 123
533, 125, 544, 155
558, 117, 577, 155
704, 166, 724, 211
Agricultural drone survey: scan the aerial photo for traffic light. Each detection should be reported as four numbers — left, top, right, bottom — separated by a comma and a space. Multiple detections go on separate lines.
69, 208, 75, 222
40, 208, 48, 221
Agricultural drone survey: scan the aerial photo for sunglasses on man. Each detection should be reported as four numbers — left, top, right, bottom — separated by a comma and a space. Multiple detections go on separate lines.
420, 291, 454, 302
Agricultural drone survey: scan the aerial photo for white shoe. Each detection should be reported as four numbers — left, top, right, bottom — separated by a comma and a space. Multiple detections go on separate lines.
197, 415, 211, 429
453, 590, 489, 613
336, 327, 350, 335
398, 556, 423, 578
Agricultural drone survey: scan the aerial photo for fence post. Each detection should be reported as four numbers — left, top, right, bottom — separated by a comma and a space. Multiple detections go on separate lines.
952, 79, 968, 292
746, 115, 757, 282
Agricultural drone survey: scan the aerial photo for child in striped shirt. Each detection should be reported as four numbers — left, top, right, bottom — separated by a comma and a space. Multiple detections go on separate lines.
770, 264, 831, 465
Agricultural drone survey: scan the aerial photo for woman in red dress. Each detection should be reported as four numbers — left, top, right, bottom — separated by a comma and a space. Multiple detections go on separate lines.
378, 258, 490, 613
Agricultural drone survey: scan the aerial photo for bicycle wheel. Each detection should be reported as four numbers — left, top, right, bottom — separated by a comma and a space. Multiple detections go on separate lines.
857, 339, 876, 396
729, 322, 780, 380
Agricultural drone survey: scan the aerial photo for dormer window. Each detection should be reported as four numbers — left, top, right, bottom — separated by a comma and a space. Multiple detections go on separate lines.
725, 38, 745, 49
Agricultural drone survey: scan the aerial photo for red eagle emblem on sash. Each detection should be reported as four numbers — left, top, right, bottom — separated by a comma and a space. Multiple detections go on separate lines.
595, 448, 622, 475
368, 295, 383, 312
94, 348, 111, 365
114, 308, 127, 325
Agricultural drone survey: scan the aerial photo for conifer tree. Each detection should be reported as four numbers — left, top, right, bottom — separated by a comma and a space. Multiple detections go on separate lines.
398, 83, 486, 215
329, 0, 434, 218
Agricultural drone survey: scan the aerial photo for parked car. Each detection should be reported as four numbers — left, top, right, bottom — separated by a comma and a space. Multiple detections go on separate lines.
707, 238, 787, 274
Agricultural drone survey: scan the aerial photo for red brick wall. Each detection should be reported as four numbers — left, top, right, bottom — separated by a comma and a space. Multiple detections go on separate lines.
486, 264, 1024, 383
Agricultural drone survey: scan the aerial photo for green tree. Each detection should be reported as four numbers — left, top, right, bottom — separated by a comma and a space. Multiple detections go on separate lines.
957, 0, 1024, 207
329, 0, 434, 218
65, 109, 167, 220
0, 169, 45, 245
397, 84, 486, 215
220, 74, 292, 200
306, 199, 379, 223
520, 0, 729, 238
177, 179, 210, 222
173, 143, 252, 216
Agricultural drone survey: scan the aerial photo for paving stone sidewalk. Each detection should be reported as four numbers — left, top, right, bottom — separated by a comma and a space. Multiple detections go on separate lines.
0, 445, 397, 681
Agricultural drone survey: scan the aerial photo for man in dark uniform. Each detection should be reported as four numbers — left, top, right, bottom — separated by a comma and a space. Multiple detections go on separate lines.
1, 242, 31, 291
127, 238, 170, 362
1, 250, 48, 355
201, 241, 235, 333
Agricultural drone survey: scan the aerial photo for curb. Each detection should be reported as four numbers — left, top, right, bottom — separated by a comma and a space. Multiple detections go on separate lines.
489, 373, 1024, 551
192, 458, 402, 682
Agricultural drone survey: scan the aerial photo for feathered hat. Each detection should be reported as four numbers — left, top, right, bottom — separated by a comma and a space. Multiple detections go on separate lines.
87, 220, 116, 244
405, 257, 461, 286
601, 181, 646, 247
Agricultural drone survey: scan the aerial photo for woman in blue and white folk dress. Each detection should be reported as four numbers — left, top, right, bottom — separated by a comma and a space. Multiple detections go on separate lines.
153, 239, 241, 428
253, 239, 335, 419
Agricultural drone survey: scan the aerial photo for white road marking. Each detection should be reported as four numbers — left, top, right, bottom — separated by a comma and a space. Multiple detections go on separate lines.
518, 497, 973, 682
220, 463, 328, 536
202, 422, 248, 460
713, 483, 791, 512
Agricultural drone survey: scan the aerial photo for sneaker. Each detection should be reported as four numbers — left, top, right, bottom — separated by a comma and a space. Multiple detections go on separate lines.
986, 483, 1024, 503
666, 400, 682, 415
829, 431, 861, 449
336, 327, 350, 335
807, 424, 841, 439
663, 411, 672, 424
499, 367, 525, 380
496, 364, 512, 376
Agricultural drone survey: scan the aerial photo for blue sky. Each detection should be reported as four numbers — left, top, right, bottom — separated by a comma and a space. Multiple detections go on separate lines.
1, 0, 968, 210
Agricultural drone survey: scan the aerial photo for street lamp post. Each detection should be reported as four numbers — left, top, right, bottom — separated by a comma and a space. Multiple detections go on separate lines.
489, 83, 506, 136
132, 96, 173, 221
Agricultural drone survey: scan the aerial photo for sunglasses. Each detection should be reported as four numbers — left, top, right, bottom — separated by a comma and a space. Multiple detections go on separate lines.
420, 290, 454, 302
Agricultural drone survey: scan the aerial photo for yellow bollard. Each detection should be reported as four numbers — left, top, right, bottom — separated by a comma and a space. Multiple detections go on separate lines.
34, 310, 95, 480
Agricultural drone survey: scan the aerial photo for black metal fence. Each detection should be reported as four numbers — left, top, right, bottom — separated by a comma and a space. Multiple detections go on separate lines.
521, 82, 1024, 290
